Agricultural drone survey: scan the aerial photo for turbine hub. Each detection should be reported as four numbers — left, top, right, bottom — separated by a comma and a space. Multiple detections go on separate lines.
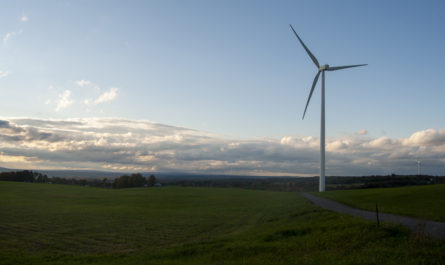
319, 64, 329, 71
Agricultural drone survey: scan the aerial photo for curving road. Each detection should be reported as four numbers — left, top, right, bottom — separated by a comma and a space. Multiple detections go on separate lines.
301, 192, 445, 239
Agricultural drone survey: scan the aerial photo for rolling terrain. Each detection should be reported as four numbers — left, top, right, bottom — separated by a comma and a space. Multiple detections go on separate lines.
0, 182, 444, 264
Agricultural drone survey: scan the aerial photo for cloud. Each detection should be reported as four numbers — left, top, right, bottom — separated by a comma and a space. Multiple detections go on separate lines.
83, 98, 92, 105
356, 129, 368, 136
363, 136, 394, 149
3, 31, 17, 44
0, 70, 9, 78
47, 81, 120, 111
402, 128, 445, 147
94, 87, 119, 104
0, 120, 9, 127
76, 80, 93, 87
3, 14, 26, 44
0, 152, 31, 163
1, 117, 445, 176
55, 90, 74, 112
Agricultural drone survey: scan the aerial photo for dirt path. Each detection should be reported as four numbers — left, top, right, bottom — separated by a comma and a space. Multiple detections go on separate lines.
301, 192, 445, 239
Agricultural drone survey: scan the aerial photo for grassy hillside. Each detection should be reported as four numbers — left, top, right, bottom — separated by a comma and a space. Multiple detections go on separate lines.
0, 182, 444, 264
318, 184, 445, 222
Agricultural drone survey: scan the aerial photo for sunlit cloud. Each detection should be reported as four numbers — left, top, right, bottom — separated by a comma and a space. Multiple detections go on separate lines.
0, 152, 31, 163
76, 80, 93, 87
94, 87, 119, 104
55, 90, 74, 112
20, 15, 29, 22
47, 80, 119, 111
402, 128, 445, 147
0, 117, 444, 176
356, 129, 368, 136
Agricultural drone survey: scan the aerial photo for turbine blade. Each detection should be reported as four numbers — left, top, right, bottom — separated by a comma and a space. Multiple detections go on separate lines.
327, 64, 368, 71
303, 71, 321, 119
290, 24, 320, 68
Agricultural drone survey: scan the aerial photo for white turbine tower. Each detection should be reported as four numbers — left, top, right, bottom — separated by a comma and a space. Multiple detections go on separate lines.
290, 25, 367, 192
417, 160, 421, 175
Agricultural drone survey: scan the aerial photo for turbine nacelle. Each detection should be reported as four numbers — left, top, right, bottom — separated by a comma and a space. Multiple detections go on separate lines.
319, 64, 329, 71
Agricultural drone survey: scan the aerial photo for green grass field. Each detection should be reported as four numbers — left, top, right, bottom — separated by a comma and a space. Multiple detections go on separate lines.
1, 182, 444, 265
317, 184, 445, 222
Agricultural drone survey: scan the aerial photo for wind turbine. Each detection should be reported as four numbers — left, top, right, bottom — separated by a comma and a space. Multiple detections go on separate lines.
417, 160, 421, 175
290, 25, 367, 192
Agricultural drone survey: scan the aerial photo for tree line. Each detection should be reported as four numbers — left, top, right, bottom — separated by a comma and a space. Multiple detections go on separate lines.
162, 174, 445, 192
1, 170, 443, 192
0, 170, 159, 189
0, 170, 49, 183
112, 173, 157, 188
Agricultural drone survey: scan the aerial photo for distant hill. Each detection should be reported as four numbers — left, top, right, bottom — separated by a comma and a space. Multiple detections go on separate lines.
0, 167, 16, 172
39, 170, 125, 179
0, 167, 289, 180
39, 170, 286, 180
0, 167, 126, 179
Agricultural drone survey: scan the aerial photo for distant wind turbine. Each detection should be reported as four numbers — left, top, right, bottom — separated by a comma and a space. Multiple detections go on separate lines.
417, 160, 421, 175
290, 25, 367, 192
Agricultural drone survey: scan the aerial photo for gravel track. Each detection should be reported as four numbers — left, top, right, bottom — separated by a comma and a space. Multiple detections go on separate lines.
301, 192, 445, 239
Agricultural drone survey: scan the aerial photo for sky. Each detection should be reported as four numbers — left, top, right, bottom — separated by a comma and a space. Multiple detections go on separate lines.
1, 0, 445, 176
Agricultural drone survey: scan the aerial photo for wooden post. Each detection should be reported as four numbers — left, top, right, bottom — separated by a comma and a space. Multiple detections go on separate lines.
375, 203, 380, 227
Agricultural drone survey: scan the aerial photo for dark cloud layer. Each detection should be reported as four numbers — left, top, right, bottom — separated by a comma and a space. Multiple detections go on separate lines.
0, 118, 444, 176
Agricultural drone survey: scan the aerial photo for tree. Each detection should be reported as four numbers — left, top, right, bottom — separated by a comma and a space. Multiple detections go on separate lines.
147, 174, 156, 187
113, 175, 129, 188
112, 173, 147, 188
129, 173, 145, 187
36, 173, 49, 183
